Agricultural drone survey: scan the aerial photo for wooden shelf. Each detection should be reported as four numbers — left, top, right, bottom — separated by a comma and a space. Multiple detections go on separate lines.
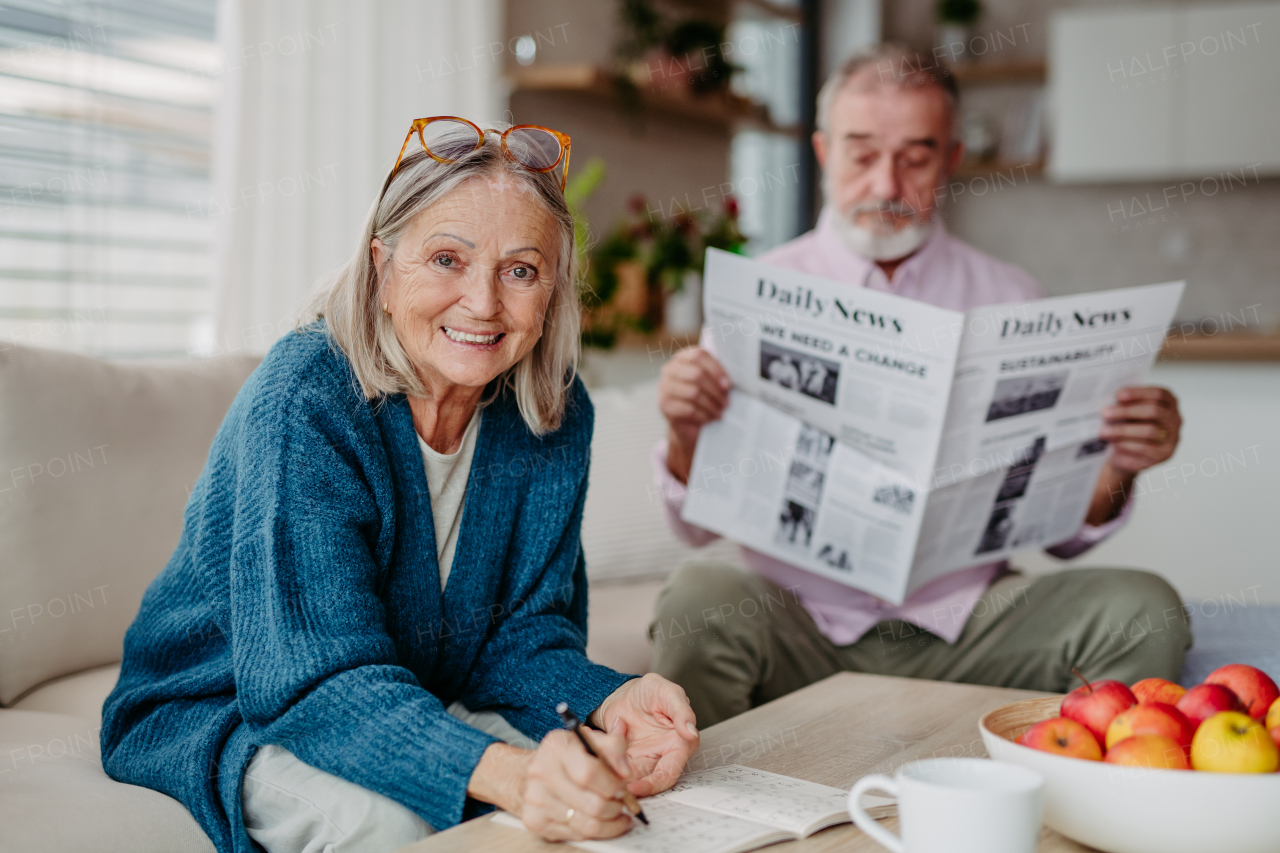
1159, 333, 1280, 362
509, 62, 607, 92
953, 161, 1044, 180
655, 0, 802, 24
737, 0, 803, 22
952, 60, 1045, 85
507, 63, 791, 134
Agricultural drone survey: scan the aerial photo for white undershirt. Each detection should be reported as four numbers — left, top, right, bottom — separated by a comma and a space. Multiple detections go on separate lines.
416, 410, 481, 590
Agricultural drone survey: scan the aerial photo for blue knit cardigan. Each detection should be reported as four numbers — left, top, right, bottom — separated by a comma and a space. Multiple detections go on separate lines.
100, 322, 633, 853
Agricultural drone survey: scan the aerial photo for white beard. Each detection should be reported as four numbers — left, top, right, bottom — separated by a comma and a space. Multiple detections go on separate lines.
828, 204, 934, 261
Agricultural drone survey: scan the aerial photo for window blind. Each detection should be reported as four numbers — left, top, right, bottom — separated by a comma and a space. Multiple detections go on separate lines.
0, 0, 217, 358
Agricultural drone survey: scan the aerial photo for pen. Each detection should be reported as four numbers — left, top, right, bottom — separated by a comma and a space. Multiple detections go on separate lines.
556, 702, 649, 826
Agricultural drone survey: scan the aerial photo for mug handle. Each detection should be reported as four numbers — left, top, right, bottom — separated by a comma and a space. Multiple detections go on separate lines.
847, 774, 904, 853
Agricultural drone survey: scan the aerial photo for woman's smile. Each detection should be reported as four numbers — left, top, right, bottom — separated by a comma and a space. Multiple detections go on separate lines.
441, 325, 505, 347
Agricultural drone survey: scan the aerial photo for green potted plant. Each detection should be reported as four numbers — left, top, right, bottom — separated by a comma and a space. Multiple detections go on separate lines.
936, 0, 982, 62
581, 194, 746, 346
610, 0, 740, 122
665, 196, 746, 334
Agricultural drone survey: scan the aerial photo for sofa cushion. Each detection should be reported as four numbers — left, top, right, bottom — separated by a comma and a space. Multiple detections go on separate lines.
0, 344, 259, 704
585, 579, 666, 675
582, 379, 742, 582
10, 663, 121, 721
0, 708, 215, 852
1179, 604, 1280, 687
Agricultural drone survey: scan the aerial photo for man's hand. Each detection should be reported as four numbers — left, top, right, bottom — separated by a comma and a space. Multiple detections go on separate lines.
658, 346, 731, 484
591, 673, 700, 798
1100, 386, 1182, 474
1086, 386, 1182, 524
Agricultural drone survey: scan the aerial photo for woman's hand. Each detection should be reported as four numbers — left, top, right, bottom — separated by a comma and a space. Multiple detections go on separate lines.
466, 674, 697, 835
468, 729, 637, 842
591, 673, 700, 798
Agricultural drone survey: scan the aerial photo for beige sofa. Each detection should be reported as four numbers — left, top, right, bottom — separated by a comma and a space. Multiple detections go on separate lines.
0, 342, 737, 852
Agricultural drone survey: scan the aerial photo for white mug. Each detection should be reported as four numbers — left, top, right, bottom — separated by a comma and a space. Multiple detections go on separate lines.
847, 758, 1045, 853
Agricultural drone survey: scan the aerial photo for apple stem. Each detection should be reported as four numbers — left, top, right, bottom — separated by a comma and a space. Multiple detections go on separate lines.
1071, 667, 1093, 694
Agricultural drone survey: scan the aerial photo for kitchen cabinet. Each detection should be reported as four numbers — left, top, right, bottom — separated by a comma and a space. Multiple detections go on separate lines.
1048, 2, 1280, 182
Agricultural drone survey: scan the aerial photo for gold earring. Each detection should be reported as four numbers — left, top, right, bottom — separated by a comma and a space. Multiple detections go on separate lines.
383, 302, 390, 315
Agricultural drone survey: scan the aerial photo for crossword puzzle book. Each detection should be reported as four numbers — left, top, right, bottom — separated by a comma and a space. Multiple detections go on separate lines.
492, 764, 892, 853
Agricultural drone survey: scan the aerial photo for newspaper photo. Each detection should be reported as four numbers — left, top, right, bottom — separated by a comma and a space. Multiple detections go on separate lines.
681, 249, 1184, 604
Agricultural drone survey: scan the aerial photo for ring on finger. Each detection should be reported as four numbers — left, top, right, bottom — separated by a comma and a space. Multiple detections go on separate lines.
1156, 427, 1168, 442
565, 807, 575, 824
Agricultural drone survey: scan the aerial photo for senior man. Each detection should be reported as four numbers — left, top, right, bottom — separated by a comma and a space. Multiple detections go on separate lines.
651, 45, 1189, 727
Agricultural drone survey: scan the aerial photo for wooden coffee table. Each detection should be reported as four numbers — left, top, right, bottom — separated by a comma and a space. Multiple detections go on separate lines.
396, 672, 1094, 852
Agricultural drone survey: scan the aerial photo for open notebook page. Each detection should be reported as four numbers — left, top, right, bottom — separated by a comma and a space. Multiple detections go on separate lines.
491, 764, 895, 853
492, 799, 787, 853
662, 765, 853, 837
571, 797, 790, 853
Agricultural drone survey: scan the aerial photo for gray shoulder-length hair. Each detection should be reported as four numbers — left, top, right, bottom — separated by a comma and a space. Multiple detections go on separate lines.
300, 122, 579, 436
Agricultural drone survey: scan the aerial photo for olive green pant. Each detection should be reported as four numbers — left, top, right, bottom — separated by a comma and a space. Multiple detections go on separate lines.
649, 563, 1192, 728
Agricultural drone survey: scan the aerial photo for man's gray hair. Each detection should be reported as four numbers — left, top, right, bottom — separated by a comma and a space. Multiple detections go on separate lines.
816, 43, 960, 133
300, 123, 579, 436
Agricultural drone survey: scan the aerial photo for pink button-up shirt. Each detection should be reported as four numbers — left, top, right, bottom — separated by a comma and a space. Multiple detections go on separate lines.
653, 208, 1132, 645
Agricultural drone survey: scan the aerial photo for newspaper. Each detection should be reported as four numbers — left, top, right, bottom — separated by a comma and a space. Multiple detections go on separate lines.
680, 249, 1184, 604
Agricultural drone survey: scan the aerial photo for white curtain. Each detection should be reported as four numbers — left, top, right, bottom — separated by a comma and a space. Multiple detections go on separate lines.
204, 0, 505, 356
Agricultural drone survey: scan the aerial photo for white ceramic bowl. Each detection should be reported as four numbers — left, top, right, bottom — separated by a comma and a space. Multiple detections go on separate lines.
979, 696, 1280, 853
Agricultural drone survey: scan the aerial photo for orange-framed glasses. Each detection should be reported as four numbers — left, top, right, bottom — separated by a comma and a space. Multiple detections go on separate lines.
390, 116, 572, 191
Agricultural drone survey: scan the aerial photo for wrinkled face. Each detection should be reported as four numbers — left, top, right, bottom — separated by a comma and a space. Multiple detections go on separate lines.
814, 75, 961, 234
374, 175, 561, 393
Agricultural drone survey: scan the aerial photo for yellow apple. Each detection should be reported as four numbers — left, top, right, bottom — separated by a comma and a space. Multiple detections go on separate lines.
1266, 696, 1280, 732
1190, 711, 1280, 773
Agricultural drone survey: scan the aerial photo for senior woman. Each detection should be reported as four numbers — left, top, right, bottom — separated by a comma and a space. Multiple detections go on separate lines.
100, 118, 699, 853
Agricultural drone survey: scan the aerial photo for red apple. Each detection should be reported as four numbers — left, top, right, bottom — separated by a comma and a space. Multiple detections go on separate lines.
1105, 702, 1195, 754
1131, 677, 1187, 706
1018, 716, 1103, 760
1177, 683, 1247, 728
1061, 668, 1137, 745
1205, 664, 1280, 719
1270, 726, 1280, 752
1104, 734, 1191, 770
